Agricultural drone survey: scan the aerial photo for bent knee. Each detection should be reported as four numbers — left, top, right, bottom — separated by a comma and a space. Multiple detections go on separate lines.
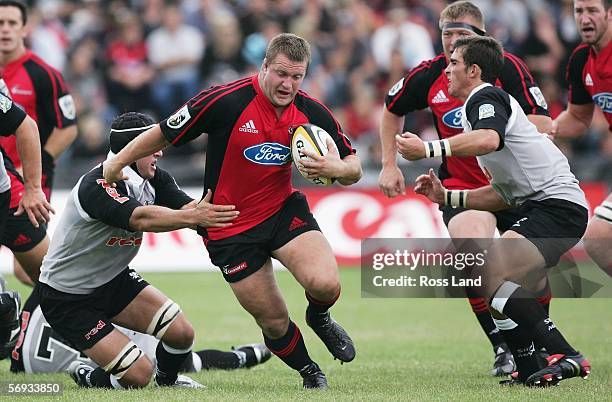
258, 315, 289, 338
163, 316, 195, 349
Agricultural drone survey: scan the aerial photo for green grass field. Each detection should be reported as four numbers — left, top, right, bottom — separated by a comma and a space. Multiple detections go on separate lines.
1, 269, 610, 401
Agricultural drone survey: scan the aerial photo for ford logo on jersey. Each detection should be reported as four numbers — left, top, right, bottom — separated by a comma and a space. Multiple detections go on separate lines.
593, 93, 612, 113
442, 107, 463, 129
244, 142, 291, 165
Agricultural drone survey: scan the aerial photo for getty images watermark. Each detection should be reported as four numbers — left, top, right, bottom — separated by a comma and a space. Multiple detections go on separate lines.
361, 238, 612, 298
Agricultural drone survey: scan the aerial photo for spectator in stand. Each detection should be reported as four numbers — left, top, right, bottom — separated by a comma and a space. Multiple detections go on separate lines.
199, 12, 246, 87
371, 7, 435, 72
104, 12, 155, 115
146, 2, 204, 117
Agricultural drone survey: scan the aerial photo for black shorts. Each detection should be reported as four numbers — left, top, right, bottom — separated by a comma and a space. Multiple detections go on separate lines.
440, 205, 523, 233
0, 207, 47, 252
0, 189, 9, 234
205, 191, 320, 283
38, 268, 149, 351
504, 199, 588, 267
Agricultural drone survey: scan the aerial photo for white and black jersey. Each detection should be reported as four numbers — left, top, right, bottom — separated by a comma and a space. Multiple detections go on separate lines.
38, 156, 193, 294
0, 92, 27, 193
461, 84, 587, 208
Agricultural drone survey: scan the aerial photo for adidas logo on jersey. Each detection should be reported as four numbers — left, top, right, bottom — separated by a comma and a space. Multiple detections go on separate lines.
585, 73, 594, 87
431, 90, 449, 104
239, 120, 259, 133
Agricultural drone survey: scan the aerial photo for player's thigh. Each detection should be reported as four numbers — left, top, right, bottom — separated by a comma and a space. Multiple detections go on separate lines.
112, 284, 193, 346
229, 259, 289, 328
584, 208, 612, 275
444, 207, 498, 238
13, 235, 49, 281
272, 230, 339, 296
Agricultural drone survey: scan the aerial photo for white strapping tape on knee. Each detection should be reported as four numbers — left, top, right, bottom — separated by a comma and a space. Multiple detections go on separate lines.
103, 341, 143, 379
594, 201, 612, 223
146, 299, 181, 339
490, 281, 520, 315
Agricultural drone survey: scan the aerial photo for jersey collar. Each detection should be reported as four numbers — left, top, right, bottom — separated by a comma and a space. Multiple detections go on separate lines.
465, 82, 492, 105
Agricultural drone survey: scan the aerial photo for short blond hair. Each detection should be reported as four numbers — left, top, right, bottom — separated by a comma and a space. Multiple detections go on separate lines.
439, 1, 484, 30
265, 33, 311, 67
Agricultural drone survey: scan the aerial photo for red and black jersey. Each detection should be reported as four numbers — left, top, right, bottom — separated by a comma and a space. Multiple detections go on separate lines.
0, 50, 77, 171
385, 52, 549, 190
566, 41, 612, 130
160, 75, 355, 240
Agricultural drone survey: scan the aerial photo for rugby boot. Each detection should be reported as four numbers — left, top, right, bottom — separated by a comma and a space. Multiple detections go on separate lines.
232, 343, 272, 368
68, 361, 95, 387
300, 362, 328, 389
306, 309, 355, 363
525, 353, 591, 387
0, 291, 21, 360
491, 344, 515, 377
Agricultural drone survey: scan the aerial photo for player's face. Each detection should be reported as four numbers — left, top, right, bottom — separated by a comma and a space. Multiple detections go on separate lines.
574, 0, 611, 45
445, 48, 470, 99
441, 16, 481, 60
0, 6, 26, 55
260, 53, 307, 108
136, 150, 163, 180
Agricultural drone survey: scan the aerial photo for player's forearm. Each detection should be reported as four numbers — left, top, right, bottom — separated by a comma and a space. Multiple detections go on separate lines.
336, 155, 362, 185
380, 109, 404, 167
447, 129, 500, 156
15, 116, 43, 190
129, 205, 197, 232
554, 110, 590, 138
527, 114, 553, 135
113, 125, 170, 169
44, 126, 78, 160
465, 185, 511, 211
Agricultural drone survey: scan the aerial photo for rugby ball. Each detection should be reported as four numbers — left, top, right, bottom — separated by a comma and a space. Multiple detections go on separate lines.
291, 124, 337, 186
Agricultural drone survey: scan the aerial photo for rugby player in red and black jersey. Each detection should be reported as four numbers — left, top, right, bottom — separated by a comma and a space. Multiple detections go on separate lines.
379, 1, 553, 377
0, 0, 77, 285
553, 0, 612, 276
103, 33, 362, 390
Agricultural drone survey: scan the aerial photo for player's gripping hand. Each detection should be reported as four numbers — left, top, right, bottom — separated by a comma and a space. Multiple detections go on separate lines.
414, 169, 445, 205
396, 132, 426, 161
102, 158, 129, 187
193, 189, 240, 228
379, 164, 406, 198
298, 137, 344, 180
15, 187, 55, 228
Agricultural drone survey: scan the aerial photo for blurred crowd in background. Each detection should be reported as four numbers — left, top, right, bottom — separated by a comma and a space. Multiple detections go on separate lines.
17, 0, 612, 187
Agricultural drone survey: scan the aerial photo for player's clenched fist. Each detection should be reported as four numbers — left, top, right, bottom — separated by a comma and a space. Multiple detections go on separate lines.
396, 132, 426, 161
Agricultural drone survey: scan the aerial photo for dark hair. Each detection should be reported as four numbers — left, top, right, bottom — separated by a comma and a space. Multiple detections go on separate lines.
109, 112, 156, 153
453, 36, 504, 84
264, 33, 311, 68
0, 1, 27, 25
439, 1, 484, 30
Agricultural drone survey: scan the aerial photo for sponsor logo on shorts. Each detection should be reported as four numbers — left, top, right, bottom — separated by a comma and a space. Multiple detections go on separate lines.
289, 216, 307, 231
223, 262, 248, 275
593, 92, 612, 113
84, 320, 106, 340
442, 106, 463, 128
129, 271, 144, 282
243, 143, 291, 165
